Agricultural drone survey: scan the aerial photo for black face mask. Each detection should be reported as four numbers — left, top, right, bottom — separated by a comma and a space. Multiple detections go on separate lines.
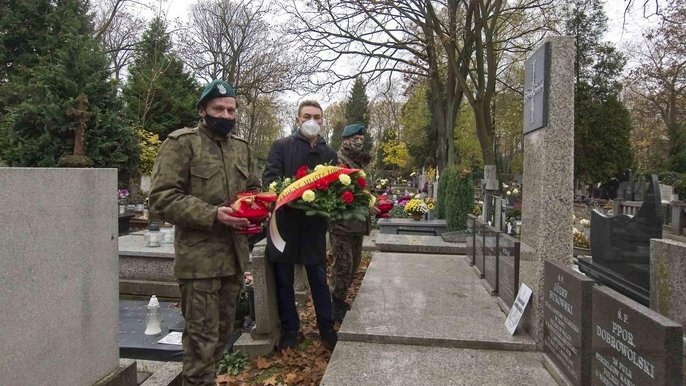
204, 114, 236, 137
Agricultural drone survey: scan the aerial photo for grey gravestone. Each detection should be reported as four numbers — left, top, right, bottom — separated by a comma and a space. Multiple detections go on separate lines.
592, 286, 682, 386
474, 218, 486, 278
578, 175, 662, 306
498, 233, 521, 309
523, 42, 551, 134
484, 165, 498, 191
483, 224, 500, 295
543, 260, 594, 386
466, 215, 477, 266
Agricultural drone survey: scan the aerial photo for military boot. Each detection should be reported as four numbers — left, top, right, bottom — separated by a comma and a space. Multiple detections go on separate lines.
332, 296, 350, 323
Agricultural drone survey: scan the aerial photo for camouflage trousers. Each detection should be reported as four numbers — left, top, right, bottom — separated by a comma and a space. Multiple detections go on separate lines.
329, 232, 363, 300
178, 275, 241, 386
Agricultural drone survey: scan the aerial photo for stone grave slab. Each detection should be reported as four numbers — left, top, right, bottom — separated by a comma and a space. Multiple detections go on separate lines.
321, 342, 556, 386
543, 260, 594, 386
119, 300, 185, 361
377, 218, 448, 236
592, 286, 682, 386
374, 234, 465, 255
483, 224, 500, 295
339, 252, 536, 351
498, 233, 521, 310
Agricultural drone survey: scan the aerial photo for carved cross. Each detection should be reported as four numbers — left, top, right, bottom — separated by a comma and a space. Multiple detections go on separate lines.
66, 94, 94, 156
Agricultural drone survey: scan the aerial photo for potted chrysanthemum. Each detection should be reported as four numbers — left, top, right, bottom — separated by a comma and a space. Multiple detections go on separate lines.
403, 198, 430, 220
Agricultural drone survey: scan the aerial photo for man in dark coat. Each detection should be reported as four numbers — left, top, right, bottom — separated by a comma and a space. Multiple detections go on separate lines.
263, 100, 339, 350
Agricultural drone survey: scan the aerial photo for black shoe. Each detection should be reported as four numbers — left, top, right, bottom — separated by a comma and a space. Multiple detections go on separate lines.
332, 297, 350, 323
278, 330, 298, 350
320, 329, 338, 350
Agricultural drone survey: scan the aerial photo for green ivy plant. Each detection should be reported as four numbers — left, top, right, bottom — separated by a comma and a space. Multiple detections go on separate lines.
216, 351, 249, 376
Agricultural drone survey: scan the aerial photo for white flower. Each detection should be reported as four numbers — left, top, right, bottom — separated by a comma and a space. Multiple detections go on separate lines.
580, 219, 591, 227
358, 170, 366, 178
375, 185, 382, 189
368, 194, 377, 207
283, 178, 292, 185
502, 184, 509, 189
506, 190, 512, 196
302, 190, 316, 202
314, 164, 324, 171
512, 188, 519, 195
339, 174, 351, 186
415, 194, 421, 199
268, 181, 278, 192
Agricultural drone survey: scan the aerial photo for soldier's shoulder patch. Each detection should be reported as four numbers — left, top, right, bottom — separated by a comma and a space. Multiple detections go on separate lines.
229, 134, 249, 145
168, 127, 198, 139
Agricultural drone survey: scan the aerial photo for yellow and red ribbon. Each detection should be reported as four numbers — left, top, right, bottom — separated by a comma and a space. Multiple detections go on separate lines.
269, 165, 359, 252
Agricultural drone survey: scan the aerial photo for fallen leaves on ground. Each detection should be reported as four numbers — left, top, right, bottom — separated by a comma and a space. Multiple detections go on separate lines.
216, 252, 372, 386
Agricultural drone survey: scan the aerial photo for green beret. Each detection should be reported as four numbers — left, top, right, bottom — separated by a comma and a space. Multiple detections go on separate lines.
342, 123, 365, 138
196, 80, 236, 108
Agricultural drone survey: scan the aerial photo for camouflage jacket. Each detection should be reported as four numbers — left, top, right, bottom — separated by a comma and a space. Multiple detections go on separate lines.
149, 124, 261, 279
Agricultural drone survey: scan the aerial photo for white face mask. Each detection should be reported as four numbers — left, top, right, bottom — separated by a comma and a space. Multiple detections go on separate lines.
300, 119, 321, 138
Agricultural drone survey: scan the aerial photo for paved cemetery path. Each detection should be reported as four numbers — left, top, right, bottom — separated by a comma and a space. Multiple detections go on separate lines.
321, 251, 556, 385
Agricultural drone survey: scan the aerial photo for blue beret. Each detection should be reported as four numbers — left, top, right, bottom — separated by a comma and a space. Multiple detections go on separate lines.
342, 123, 365, 138
196, 80, 236, 108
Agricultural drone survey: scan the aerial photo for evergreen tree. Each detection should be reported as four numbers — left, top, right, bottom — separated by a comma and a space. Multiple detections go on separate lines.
336, 76, 370, 151
0, 0, 138, 180
563, 0, 633, 185
122, 17, 199, 139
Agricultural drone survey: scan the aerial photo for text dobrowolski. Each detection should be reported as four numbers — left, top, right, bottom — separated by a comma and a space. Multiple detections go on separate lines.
543, 260, 593, 385
592, 286, 682, 386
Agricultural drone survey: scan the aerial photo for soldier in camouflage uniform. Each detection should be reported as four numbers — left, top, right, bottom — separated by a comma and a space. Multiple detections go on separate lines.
149, 80, 260, 386
329, 124, 378, 322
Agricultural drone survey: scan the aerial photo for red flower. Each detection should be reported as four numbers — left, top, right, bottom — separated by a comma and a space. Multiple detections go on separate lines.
295, 165, 309, 179
315, 179, 329, 190
341, 191, 354, 205
357, 177, 367, 188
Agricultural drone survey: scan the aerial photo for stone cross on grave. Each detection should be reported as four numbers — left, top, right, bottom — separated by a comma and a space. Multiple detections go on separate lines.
66, 94, 94, 156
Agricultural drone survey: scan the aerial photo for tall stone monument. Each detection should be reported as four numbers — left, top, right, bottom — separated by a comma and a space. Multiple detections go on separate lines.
0, 168, 134, 385
519, 36, 575, 345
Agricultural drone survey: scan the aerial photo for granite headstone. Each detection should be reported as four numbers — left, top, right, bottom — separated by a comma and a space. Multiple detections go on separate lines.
466, 214, 477, 266
592, 286, 682, 386
483, 224, 500, 295
579, 175, 662, 306
543, 260, 594, 385
498, 233, 521, 309
474, 217, 486, 278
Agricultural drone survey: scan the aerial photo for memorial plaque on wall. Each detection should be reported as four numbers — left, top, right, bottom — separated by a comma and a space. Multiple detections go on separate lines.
543, 260, 594, 385
466, 215, 477, 266
523, 42, 551, 134
592, 286, 683, 386
474, 218, 486, 278
498, 233, 520, 308
483, 224, 500, 294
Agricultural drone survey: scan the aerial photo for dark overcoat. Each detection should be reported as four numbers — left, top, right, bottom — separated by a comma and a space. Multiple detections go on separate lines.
263, 132, 338, 265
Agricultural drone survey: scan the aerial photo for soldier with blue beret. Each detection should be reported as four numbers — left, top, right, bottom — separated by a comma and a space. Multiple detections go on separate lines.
149, 80, 260, 386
